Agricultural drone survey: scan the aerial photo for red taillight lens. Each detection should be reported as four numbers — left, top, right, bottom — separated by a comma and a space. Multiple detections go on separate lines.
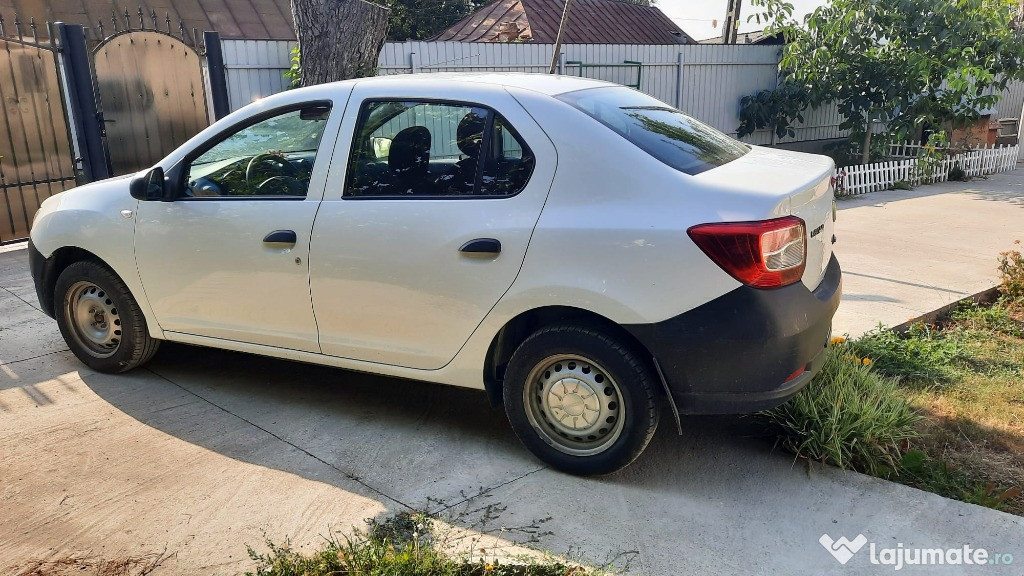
687, 216, 806, 288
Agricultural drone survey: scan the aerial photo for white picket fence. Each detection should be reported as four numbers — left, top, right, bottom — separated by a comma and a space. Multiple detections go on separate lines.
835, 143, 1020, 196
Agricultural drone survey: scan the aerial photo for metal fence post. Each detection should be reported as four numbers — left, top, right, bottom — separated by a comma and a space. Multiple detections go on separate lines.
203, 31, 230, 120
55, 22, 111, 182
557, 52, 565, 75
410, 51, 418, 73
675, 51, 684, 109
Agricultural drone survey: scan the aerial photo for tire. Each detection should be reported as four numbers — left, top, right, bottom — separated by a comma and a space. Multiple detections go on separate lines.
54, 260, 160, 373
503, 325, 660, 475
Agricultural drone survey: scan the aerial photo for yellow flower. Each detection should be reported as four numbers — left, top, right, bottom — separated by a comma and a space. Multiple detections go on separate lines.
862, 358, 872, 365
830, 336, 846, 345
485, 564, 495, 571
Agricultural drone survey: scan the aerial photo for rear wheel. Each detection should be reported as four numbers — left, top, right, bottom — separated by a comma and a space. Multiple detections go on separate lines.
55, 260, 160, 373
503, 325, 659, 475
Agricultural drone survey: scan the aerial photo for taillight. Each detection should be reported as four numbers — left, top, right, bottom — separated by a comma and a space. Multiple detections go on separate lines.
687, 216, 806, 289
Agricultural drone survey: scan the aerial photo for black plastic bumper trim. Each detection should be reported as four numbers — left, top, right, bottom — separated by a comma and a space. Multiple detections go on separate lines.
625, 254, 842, 415
28, 240, 56, 319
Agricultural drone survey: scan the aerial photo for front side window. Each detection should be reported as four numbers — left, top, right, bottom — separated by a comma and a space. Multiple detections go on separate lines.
557, 87, 748, 176
345, 100, 534, 198
185, 104, 331, 198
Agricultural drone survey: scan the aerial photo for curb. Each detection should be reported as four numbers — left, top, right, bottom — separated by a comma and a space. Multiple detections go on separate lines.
890, 286, 1003, 333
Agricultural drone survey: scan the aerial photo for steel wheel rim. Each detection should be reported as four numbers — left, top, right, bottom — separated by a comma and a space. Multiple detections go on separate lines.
523, 354, 626, 456
64, 281, 122, 358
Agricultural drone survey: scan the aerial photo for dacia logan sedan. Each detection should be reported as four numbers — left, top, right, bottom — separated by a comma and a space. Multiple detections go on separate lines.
29, 73, 841, 475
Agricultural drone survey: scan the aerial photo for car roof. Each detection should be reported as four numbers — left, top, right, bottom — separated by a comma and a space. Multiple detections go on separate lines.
294, 73, 617, 99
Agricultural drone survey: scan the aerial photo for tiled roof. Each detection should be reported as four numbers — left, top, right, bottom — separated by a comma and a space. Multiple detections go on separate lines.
0, 0, 296, 40
432, 0, 694, 44
698, 29, 783, 45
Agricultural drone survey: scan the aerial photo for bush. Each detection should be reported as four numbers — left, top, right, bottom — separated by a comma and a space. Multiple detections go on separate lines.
847, 323, 969, 385
998, 242, 1024, 304
761, 343, 920, 475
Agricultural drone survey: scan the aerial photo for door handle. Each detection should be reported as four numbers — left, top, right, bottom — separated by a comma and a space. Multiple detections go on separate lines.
263, 230, 297, 244
459, 238, 501, 255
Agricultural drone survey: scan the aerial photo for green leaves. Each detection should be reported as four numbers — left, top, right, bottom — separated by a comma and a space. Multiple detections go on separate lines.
737, 0, 1024, 155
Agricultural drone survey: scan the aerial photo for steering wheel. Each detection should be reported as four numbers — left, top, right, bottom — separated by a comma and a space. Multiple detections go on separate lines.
256, 175, 306, 196
245, 153, 298, 193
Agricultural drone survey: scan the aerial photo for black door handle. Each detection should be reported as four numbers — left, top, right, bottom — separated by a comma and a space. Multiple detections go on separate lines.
459, 238, 501, 254
263, 230, 297, 244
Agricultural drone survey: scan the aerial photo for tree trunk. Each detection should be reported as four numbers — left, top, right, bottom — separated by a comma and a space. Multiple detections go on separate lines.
291, 0, 390, 86
861, 126, 872, 164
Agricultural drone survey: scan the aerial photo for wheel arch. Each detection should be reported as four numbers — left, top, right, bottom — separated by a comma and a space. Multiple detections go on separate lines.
482, 305, 659, 407
36, 246, 128, 318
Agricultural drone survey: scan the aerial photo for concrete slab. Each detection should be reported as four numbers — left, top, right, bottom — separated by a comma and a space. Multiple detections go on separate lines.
0, 352, 391, 574
832, 170, 1024, 336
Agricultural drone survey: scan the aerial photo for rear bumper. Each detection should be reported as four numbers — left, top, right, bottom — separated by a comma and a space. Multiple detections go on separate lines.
625, 254, 842, 414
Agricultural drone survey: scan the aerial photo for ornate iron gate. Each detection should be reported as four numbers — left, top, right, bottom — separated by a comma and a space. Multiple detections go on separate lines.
0, 17, 76, 243
92, 18, 209, 176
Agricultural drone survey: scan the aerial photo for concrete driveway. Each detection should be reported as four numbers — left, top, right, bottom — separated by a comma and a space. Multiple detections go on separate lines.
3, 174, 1024, 574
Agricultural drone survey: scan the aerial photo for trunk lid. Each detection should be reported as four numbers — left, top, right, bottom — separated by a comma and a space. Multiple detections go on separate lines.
694, 146, 836, 290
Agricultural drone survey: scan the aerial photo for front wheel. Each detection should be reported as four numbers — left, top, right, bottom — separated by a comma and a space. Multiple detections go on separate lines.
55, 260, 160, 373
503, 325, 660, 475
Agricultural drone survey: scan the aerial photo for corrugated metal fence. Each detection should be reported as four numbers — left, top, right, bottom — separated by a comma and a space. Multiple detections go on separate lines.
220, 39, 1024, 152
221, 38, 296, 112
377, 41, 845, 146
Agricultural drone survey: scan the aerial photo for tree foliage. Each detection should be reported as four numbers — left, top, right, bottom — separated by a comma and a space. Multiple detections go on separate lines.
738, 0, 1024, 161
384, 0, 485, 41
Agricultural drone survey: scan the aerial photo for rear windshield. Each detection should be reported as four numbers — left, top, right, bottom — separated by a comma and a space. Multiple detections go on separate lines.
557, 87, 749, 175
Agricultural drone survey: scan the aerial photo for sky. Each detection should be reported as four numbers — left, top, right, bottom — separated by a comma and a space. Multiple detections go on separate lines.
658, 0, 826, 41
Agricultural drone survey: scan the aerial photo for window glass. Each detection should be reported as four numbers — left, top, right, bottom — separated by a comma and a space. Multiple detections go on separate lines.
478, 116, 534, 196
557, 87, 748, 176
185, 105, 331, 198
345, 101, 532, 198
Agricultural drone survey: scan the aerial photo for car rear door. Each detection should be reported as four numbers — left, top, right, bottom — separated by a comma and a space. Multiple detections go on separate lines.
309, 83, 556, 370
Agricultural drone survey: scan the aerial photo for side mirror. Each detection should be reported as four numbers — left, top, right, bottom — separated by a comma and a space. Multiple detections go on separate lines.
129, 167, 166, 201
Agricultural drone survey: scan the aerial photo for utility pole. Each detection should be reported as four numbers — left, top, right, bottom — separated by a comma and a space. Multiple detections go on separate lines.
722, 0, 742, 44
548, 0, 574, 73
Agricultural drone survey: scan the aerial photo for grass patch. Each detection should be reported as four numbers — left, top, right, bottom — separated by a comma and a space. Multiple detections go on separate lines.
761, 343, 920, 475
246, 509, 623, 576
763, 261, 1024, 515
847, 323, 970, 385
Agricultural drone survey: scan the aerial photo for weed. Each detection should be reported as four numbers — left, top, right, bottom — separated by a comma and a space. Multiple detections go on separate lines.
245, 515, 613, 576
948, 300, 1023, 337
762, 343, 921, 475
14, 551, 170, 576
848, 323, 969, 385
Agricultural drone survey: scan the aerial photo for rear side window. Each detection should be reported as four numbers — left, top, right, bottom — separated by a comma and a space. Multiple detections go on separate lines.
557, 87, 748, 176
344, 100, 534, 198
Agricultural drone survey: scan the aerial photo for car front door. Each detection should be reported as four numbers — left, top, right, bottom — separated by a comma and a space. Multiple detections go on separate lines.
134, 98, 345, 352
309, 85, 556, 369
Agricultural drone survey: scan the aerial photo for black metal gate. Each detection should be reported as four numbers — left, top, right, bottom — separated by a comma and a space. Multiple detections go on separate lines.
0, 17, 76, 243
92, 15, 210, 176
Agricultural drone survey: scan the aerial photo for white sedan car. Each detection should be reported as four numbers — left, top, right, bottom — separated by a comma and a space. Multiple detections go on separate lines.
29, 73, 841, 475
